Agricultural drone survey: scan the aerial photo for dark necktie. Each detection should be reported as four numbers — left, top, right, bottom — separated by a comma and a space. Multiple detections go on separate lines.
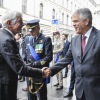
34, 37, 36, 42
82, 36, 86, 54
29, 37, 33, 45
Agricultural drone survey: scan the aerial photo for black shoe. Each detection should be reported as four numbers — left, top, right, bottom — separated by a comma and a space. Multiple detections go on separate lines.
19, 79, 25, 82
63, 74, 67, 78
63, 76, 67, 78
63, 91, 73, 98
56, 86, 63, 90
53, 83, 59, 86
18, 77, 22, 80
22, 88, 28, 91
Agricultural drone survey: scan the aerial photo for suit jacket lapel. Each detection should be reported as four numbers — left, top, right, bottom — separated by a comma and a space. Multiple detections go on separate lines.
2, 29, 14, 38
82, 27, 98, 59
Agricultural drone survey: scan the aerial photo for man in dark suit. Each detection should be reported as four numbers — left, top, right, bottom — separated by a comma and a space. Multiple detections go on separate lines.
46, 8, 100, 100
62, 33, 70, 78
0, 11, 50, 100
25, 19, 53, 100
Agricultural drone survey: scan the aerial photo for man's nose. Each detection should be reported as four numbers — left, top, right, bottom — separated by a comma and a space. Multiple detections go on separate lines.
72, 22, 75, 26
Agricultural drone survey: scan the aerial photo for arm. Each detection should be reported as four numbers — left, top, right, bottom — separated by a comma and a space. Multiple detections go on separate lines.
1, 39, 42, 78
50, 44, 73, 76
66, 41, 70, 52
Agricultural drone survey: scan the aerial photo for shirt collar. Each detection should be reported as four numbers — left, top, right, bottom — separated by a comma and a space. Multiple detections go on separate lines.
84, 26, 93, 38
33, 33, 40, 40
4, 28, 15, 38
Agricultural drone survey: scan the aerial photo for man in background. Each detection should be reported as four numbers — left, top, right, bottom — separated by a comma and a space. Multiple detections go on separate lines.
53, 31, 64, 90
62, 33, 70, 78
15, 33, 25, 82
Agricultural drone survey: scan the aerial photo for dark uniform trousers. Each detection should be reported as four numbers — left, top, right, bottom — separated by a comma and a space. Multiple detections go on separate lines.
28, 82, 47, 100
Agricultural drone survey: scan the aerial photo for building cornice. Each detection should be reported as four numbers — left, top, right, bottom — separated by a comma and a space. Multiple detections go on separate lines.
89, 0, 97, 7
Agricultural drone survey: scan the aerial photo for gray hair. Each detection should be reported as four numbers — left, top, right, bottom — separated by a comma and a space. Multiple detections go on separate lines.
2, 10, 22, 28
73, 8, 92, 25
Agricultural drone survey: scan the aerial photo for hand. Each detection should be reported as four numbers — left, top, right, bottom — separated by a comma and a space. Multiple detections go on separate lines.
68, 64, 71, 69
42, 67, 51, 78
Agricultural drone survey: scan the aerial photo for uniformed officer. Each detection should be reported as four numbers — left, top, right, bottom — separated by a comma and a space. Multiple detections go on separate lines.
53, 31, 64, 90
25, 19, 53, 100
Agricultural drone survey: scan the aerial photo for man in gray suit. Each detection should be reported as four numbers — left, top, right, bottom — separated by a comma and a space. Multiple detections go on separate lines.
46, 8, 100, 100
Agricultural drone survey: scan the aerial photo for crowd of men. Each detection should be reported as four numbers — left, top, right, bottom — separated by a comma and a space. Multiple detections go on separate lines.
0, 7, 100, 100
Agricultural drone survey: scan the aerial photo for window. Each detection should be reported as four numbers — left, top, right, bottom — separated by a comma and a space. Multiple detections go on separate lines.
0, 0, 3, 7
39, 3, 43, 18
66, 15, 69, 25
22, 0, 27, 14
62, 0, 64, 6
74, 4, 76, 11
71, 2, 73, 10
62, 13, 64, 24
66, 0, 68, 9
52, 9, 55, 19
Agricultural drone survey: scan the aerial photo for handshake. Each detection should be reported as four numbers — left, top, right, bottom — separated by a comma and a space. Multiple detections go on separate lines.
42, 67, 51, 78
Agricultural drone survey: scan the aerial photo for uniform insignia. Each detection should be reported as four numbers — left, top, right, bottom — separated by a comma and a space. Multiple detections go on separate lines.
39, 40, 43, 43
35, 44, 43, 53
40, 60, 46, 65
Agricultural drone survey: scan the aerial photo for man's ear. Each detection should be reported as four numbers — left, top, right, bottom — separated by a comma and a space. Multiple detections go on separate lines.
85, 19, 89, 26
6, 20, 12, 27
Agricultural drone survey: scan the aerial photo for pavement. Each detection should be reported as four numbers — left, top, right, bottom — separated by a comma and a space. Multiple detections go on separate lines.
17, 68, 76, 100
